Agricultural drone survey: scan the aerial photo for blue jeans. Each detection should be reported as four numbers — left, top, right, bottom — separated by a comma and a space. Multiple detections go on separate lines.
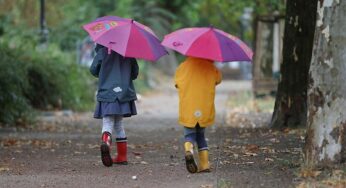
184, 124, 208, 151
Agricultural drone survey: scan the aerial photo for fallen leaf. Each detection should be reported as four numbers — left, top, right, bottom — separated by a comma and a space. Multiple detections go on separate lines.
269, 138, 280, 143
140, 161, 148, 165
200, 184, 213, 188
0, 167, 10, 172
132, 151, 142, 156
283, 128, 291, 133
244, 152, 258, 157
264, 171, 272, 175
2, 139, 18, 147
332, 170, 344, 177
299, 169, 322, 178
128, 144, 136, 149
245, 144, 259, 152
88, 144, 99, 149
169, 162, 179, 166
265, 158, 274, 162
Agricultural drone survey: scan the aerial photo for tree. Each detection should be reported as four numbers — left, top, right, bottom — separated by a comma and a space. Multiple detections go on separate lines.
304, 0, 346, 167
270, 0, 317, 128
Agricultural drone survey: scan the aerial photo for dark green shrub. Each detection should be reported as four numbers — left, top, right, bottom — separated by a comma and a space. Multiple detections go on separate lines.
21, 48, 95, 111
24, 56, 66, 110
0, 42, 95, 125
0, 45, 32, 125
62, 63, 96, 111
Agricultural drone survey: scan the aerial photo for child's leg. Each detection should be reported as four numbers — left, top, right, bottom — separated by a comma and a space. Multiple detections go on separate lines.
196, 126, 210, 172
112, 115, 128, 164
184, 127, 197, 145
113, 115, 125, 138
196, 126, 208, 151
102, 116, 115, 135
183, 127, 198, 173
100, 116, 114, 167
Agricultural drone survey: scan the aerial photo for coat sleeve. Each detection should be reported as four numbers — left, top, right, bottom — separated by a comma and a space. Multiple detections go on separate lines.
215, 68, 222, 85
89, 48, 105, 78
174, 64, 183, 89
131, 58, 139, 80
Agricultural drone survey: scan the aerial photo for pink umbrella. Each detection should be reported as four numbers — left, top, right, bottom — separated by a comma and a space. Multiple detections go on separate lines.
162, 27, 253, 62
83, 16, 167, 62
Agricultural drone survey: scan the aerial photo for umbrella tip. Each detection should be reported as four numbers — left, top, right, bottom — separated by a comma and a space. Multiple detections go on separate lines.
209, 24, 214, 29
131, 19, 134, 23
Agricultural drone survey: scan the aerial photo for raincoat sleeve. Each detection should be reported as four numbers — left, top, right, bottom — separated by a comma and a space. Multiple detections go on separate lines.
89, 48, 105, 78
131, 58, 139, 80
215, 68, 222, 85
174, 64, 182, 89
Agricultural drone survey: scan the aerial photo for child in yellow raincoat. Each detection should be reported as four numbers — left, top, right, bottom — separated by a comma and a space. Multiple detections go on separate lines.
174, 56, 222, 173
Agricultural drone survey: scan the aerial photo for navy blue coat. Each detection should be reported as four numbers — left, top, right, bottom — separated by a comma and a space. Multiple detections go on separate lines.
90, 44, 139, 102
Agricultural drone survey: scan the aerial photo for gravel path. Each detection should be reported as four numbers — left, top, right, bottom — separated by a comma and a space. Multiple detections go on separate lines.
0, 81, 300, 188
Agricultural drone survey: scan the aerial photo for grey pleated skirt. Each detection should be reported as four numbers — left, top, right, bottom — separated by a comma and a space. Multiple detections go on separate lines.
93, 100, 137, 119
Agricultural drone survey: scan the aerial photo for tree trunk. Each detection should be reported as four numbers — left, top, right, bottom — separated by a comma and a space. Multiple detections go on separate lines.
304, 0, 346, 167
271, 0, 318, 128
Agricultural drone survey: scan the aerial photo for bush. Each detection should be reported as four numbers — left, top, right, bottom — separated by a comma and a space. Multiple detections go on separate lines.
0, 45, 32, 125
134, 60, 150, 93
0, 42, 95, 125
23, 51, 95, 111
0, 37, 153, 126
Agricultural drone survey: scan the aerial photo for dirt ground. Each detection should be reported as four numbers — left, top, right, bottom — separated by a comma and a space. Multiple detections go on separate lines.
0, 81, 318, 188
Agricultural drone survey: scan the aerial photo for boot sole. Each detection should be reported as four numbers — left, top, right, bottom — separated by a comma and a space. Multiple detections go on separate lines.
100, 142, 112, 167
113, 161, 128, 165
185, 152, 198, 173
198, 168, 211, 173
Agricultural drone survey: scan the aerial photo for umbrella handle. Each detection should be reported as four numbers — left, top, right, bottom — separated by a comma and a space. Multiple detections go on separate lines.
108, 42, 116, 54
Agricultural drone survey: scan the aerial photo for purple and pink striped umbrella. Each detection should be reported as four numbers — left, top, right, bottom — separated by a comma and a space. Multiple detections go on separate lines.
162, 27, 253, 62
83, 16, 167, 62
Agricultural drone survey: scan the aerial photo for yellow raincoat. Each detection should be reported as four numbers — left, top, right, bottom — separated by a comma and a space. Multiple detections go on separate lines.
175, 57, 222, 128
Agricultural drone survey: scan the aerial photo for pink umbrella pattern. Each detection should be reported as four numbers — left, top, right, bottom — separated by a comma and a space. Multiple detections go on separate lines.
162, 27, 253, 62
83, 16, 167, 62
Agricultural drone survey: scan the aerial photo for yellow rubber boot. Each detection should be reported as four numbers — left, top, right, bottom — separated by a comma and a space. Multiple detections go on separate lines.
198, 150, 210, 172
184, 142, 198, 173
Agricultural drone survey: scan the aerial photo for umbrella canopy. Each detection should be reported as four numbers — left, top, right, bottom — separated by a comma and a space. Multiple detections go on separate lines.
162, 27, 253, 62
83, 16, 167, 62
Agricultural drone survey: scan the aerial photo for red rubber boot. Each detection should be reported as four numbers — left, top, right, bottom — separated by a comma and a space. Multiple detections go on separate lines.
112, 138, 128, 165
100, 132, 112, 167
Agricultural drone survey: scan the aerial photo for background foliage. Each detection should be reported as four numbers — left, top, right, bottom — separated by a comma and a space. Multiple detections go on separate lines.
0, 0, 285, 125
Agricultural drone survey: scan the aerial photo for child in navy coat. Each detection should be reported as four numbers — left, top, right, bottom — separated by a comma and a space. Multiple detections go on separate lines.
90, 44, 138, 167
